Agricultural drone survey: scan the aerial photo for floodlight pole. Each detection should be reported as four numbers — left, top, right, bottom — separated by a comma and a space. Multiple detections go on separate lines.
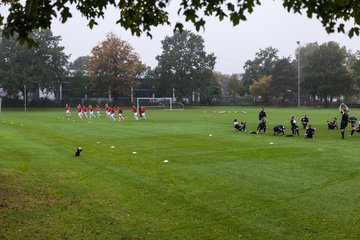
297, 41, 301, 108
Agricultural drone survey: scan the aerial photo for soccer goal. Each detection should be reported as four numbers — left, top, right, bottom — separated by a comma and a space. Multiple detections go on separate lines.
136, 98, 178, 110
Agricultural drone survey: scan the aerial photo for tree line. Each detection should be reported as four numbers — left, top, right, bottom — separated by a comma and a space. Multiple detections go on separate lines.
1, 29, 360, 106
240, 43, 360, 107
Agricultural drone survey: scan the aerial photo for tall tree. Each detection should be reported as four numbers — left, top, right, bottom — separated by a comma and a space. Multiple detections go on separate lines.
350, 51, 360, 93
67, 56, 91, 98
301, 41, 351, 107
69, 56, 90, 72
1, 1, 360, 45
147, 30, 216, 101
227, 74, 242, 98
86, 33, 146, 100
0, 29, 68, 98
269, 57, 297, 102
242, 47, 279, 93
249, 75, 272, 99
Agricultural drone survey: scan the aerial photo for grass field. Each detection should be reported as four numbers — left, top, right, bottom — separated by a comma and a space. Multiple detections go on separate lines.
1, 106, 359, 240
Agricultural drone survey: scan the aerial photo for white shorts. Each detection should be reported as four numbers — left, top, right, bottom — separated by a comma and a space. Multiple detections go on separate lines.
66, 110, 70, 114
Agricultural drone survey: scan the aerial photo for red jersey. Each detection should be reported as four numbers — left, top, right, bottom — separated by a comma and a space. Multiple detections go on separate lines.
132, 106, 137, 113
96, 105, 100, 111
89, 106, 93, 112
77, 105, 82, 112
118, 107, 123, 114
140, 107, 145, 114
111, 107, 115, 114
83, 106, 87, 112
66, 104, 70, 110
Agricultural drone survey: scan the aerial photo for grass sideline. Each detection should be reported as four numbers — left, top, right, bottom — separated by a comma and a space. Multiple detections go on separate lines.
0, 107, 359, 239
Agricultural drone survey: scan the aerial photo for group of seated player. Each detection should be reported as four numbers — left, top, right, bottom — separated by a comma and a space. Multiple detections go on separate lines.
234, 113, 316, 138
234, 110, 360, 139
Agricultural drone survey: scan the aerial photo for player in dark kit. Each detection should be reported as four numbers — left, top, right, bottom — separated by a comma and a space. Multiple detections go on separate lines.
290, 115, 299, 136
348, 116, 357, 137
233, 119, 246, 131
301, 114, 309, 129
259, 107, 267, 121
257, 117, 267, 134
304, 124, 316, 139
339, 103, 349, 139
327, 117, 338, 129
273, 125, 285, 135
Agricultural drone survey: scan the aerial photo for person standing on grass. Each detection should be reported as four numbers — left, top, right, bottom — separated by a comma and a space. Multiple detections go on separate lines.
118, 106, 125, 121
257, 116, 267, 134
105, 103, 110, 118
132, 105, 138, 120
110, 106, 116, 121
96, 104, 101, 117
65, 104, 71, 118
301, 114, 309, 129
339, 103, 349, 139
83, 105, 88, 118
290, 115, 299, 136
304, 124, 316, 139
139, 106, 146, 120
259, 107, 267, 121
77, 104, 83, 120
348, 117, 357, 137
89, 105, 96, 119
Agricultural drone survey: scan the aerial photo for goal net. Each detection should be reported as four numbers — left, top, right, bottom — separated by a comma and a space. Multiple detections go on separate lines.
136, 98, 177, 110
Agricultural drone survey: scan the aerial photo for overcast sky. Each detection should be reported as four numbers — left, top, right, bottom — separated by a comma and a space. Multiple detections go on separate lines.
9, 1, 360, 74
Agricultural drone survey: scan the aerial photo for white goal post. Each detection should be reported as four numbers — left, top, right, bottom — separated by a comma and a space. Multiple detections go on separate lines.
136, 98, 173, 110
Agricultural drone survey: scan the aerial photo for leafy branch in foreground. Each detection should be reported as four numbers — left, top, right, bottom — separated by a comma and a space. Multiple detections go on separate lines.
1, 0, 359, 46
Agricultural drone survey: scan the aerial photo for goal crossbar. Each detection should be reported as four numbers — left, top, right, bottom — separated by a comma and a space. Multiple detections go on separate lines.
137, 98, 173, 110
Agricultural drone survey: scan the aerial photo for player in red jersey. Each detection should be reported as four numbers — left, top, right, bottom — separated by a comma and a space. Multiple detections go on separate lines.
105, 104, 111, 118
118, 106, 125, 121
96, 105, 101, 117
83, 106, 88, 118
139, 106, 146, 120
89, 105, 96, 119
77, 104, 83, 119
110, 106, 116, 121
65, 104, 71, 118
132, 105, 138, 120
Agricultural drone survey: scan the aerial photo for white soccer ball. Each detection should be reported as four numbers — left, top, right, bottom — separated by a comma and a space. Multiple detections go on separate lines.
163, 160, 169, 163
132, 151, 137, 154
110, 146, 115, 149
209, 134, 213, 137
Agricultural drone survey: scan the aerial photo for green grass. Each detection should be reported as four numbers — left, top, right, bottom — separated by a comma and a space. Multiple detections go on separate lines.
1, 107, 359, 239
